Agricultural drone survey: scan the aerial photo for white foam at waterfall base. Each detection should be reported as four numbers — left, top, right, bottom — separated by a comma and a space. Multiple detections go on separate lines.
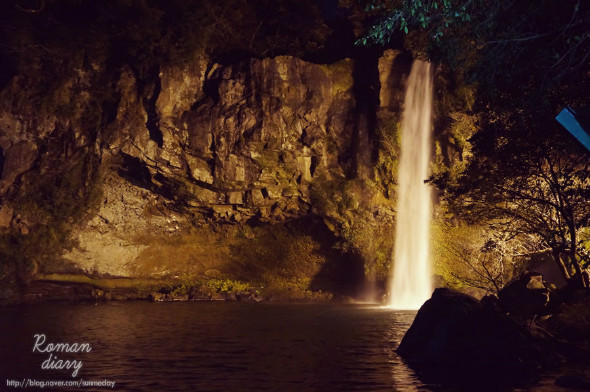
388, 60, 433, 310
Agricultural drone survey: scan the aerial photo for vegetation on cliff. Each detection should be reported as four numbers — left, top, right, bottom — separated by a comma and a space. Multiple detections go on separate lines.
0, 0, 397, 302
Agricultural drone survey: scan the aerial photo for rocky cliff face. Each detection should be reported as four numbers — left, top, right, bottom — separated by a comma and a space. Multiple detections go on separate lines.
0, 50, 409, 302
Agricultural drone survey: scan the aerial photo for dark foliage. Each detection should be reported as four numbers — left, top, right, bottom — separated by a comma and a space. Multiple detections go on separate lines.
0, 0, 330, 82
352, 0, 590, 98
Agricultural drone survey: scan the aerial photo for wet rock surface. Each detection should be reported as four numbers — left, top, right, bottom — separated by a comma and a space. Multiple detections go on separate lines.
398, 284, 590, 389
397, 288, 546, 370
0, 50, 405, 302
498, 272, 551, 322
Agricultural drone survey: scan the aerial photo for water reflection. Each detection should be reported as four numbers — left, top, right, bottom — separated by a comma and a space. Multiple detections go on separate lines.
0, 302, 427, 391
0, 302, 565, 391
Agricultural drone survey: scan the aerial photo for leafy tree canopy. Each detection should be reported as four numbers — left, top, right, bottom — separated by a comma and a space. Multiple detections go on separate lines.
353, 0, 589, 99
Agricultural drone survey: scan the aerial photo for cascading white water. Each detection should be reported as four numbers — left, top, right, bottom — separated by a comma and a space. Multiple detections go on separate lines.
388, 60, 433, 309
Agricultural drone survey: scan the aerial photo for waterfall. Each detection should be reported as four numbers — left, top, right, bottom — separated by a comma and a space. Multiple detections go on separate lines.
388, 60, 433, 309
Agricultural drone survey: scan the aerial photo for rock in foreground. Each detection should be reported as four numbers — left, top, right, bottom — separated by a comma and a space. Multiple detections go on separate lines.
397, 288, 548, 372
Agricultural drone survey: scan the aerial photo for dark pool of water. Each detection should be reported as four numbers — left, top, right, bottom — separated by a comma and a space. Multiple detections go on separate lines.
0, 302, 574, 391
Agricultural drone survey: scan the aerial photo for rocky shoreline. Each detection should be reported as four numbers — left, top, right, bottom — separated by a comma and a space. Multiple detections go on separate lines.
17, 274, 335, 304
397, 279, 590, 390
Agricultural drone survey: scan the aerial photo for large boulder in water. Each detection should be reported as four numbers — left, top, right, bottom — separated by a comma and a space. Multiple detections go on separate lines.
397, 288, 547, 372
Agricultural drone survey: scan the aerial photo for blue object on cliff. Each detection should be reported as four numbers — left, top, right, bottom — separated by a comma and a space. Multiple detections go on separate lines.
556, 106, 590, 152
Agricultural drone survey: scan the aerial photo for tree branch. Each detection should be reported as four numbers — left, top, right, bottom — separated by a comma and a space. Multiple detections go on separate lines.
15, 0, 45, 13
